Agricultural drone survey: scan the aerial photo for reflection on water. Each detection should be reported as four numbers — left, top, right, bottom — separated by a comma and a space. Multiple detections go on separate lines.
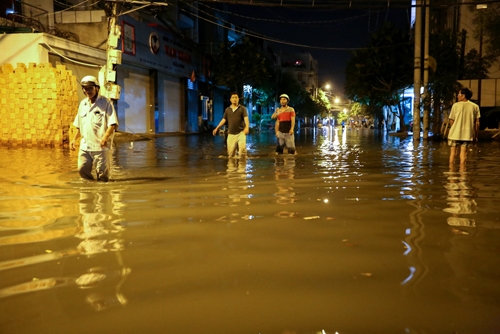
274, 156, 296, 204
443, 166, 477, 227
75, 188, 130, 311
1, 129, 500, 334
216, 159, 252, 222
0, 184, 130, 312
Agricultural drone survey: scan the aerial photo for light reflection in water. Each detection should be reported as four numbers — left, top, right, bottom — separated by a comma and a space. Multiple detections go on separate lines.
74, 187, 130, 311
398, 140, 429, 288
1, 133, 500, 333
0, 186, 131, 312
274, 156, 296, 206
443, 166, 477, 227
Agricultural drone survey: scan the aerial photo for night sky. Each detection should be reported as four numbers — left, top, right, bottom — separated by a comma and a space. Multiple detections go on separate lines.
206, 2, 413, 96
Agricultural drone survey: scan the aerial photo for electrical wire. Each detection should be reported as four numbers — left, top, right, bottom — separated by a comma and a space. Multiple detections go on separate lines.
37, 0, 101, 19
190, 0, 500, 10
197, 1, 382, 25
181, 0, 411, 51
42, 42, 103, 67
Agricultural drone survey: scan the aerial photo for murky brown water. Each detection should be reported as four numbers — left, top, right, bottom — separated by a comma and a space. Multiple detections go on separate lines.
1, 127, 500, 334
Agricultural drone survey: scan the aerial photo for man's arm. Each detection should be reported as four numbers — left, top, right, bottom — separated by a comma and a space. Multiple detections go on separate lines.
213, 118, 226, 136
70, 128, 80, 151
271, 109, 279, 120
275, 120, 280, 137
101, 124, 117, 147
243, 116, 250, 135
474, 118, 480, 140
290, 116, 295, 135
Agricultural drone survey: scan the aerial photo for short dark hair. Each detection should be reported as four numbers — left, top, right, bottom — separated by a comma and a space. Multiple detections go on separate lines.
459, 87, 473, 100
230, 92, 239, 98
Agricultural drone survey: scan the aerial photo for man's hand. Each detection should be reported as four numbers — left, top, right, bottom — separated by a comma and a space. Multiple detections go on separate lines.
100, 136, 109, 147
244, 127, 249, 135
70, 141, 76, 151
212, 128, 218, 136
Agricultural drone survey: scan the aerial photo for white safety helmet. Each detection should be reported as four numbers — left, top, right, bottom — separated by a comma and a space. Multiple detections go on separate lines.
81, 75, 99, 87
279, 94, 290, 101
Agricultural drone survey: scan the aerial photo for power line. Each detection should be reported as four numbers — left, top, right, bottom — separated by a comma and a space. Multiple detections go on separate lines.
182, 0, 410, 51
198, 1, 383, 25
185, 0, 500, 9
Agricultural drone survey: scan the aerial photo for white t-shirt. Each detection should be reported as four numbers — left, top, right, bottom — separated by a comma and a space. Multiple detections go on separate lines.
448, 100, 480, 141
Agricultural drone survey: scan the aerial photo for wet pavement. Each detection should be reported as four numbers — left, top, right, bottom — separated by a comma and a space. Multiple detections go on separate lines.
1, 127, 500, 334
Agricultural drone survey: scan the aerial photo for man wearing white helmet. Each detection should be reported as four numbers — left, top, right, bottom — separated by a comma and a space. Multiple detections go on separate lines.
70, 75, 119, 182
271, 94, 296, 154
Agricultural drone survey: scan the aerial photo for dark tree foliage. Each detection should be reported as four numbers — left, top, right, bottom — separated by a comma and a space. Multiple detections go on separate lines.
211, 37, 272, 96
471, 2, 500, 59
462, 48, 496, 79
274, 72, 324, 118
345, 22, 413, 129
427, 30, 462, 135
210, 36, 326, 119
428, 31, 461, 102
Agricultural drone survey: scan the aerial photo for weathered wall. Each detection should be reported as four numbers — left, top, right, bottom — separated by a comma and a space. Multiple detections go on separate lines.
0, 62, 79, 147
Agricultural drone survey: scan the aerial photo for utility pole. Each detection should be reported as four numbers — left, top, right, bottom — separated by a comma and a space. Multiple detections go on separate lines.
100, 1, 122, 100
413, 0, 422, 140
422, 0, 430, 139
476, 4, 488, 108
99, 1, 169, 100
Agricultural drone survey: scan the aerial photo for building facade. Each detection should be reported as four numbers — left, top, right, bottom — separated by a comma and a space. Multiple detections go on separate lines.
0, 0, 227, 136
281, 52, 318, 96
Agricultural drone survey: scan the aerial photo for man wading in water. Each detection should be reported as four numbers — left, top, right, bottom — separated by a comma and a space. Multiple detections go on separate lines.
272, 94, 296, 155
212, 92, 250, 158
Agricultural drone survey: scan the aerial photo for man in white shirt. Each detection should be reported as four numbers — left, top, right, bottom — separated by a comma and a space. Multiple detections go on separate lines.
70, 75, 119, 181
448, 87, 480, 165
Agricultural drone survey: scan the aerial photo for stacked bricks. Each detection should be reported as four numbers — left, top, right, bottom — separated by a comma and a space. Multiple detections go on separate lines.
0, 63, 79, 147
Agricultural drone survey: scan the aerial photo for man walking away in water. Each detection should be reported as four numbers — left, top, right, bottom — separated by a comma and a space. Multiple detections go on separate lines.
448, 87, 480, 165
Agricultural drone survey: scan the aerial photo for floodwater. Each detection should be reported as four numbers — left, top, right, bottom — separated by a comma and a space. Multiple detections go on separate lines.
1, 127, 500, 334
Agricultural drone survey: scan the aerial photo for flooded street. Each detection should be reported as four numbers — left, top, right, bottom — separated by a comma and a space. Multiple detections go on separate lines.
1, 127, 500, 334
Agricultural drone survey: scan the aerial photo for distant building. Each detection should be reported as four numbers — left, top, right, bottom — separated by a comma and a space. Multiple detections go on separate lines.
281, 52, 318, 96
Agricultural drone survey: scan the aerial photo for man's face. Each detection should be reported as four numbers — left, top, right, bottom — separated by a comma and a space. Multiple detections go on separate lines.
280, 97, 288, 106
83, 85, 98, 99
230, 94, 239, 105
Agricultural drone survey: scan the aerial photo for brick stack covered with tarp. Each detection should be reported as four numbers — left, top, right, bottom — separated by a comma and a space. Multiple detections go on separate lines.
0, 63, 78, 147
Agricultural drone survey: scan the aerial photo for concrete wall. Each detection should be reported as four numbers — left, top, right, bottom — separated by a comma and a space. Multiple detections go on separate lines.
0, 33, 105, 67
458, 79, 500, 107
0, 34, 49, 64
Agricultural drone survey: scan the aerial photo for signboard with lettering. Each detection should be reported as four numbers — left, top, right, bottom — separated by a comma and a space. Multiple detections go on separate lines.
119, 16, 194, 78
